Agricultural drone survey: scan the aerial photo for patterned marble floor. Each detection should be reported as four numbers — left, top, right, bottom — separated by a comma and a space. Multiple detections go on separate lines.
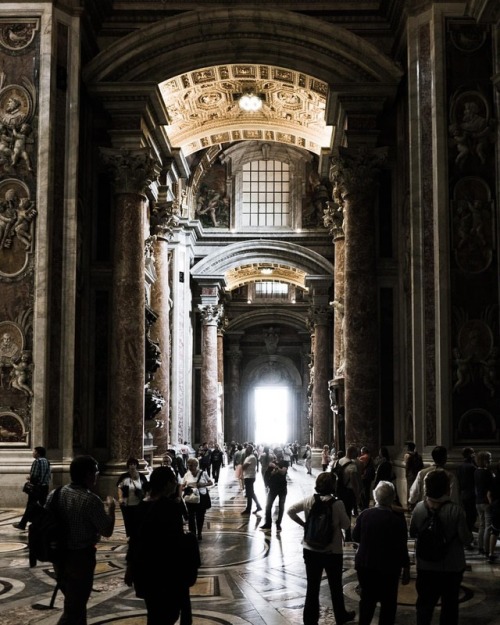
1, 460, 499, 625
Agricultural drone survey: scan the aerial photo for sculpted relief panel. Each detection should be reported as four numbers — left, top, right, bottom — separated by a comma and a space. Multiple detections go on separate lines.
0, 19, 39, 444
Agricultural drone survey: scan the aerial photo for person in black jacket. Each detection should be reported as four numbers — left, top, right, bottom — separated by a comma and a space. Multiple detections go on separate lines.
126, 466, 192, 625
210, 443, 224, 484
352, 480, 410, 625
14, 446, 51, 530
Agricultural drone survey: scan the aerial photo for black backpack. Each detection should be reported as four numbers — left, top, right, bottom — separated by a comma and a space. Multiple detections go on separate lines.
28, 486, 66, 567
303, 494, 336, 549
332, 460, 352, 500
416, 502, 450, 562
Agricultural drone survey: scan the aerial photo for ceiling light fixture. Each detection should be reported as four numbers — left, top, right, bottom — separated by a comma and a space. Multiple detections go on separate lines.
239, 92, 263, 112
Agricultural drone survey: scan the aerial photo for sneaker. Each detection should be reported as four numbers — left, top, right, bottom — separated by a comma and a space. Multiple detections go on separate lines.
253, 508, 262, 515
338, 610, 356, 624
12, 523, 26, 530
276, 525, 282, 532
241, 510, 250, 515
260, 525, 271, 530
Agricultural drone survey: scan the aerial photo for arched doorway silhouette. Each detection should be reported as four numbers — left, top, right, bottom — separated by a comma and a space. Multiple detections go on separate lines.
240, 355, 303, 445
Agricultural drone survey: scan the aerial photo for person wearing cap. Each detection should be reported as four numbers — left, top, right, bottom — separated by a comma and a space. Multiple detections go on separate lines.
410, 469, 472, 625
287, 471, 356, 625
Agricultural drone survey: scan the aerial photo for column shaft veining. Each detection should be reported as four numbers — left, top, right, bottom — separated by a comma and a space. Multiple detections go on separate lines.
330, 148, 386, 453
199, 304, 224, 445
101, 148, 159, 463
150, 200, 180, 456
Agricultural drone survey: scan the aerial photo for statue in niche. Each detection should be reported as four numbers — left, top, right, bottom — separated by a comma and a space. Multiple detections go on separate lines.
303, 171, 330, 227
263, 327, 279, 355
10, 350, 33, 396
332, 299, 345, 377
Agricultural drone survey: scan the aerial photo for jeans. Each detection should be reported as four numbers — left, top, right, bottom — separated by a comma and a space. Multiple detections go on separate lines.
264, 489, 287, 527
186, 502, 206, 536
243, 477, 261, 512
416, 569, 463, 625
54, 546, 96, 625
476, 502, 492, 551
303, 549, 350, 625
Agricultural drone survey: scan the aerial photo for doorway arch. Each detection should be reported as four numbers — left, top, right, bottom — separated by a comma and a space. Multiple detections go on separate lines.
241, 355, 303, 445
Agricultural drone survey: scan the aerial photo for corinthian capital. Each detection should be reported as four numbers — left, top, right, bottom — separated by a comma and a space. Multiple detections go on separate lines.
198, 304, 224, 326
329, 146, 388, 201
323, 199, 344, 241
150, 200, 180, 239
308, 306, 331, 327
100, 147, 160, 195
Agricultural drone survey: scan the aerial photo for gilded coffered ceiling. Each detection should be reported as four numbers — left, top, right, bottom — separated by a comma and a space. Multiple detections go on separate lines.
159, 64, 333, 157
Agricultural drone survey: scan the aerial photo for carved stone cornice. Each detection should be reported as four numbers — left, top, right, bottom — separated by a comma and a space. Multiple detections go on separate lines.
329, 146, 388, 201
198, 304, 224, 326
100, 147, 160, 196
150, 199, 180, 240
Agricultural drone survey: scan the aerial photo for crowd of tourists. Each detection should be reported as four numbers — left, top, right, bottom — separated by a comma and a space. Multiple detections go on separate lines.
13, 440, 499, 625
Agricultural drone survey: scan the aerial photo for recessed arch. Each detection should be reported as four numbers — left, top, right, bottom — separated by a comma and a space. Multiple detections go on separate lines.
83, 9, 404, 86
190, 239, 334, 283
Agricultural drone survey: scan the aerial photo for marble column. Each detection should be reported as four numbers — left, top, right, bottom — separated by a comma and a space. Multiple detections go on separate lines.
324, 196, 346, 451
330, 147, 386, 454
307, 304, 332, 448
227, 337, 243, 442
100, 147, 159, 464
217, 323, 225, 443
149, 200, 180, 457
199, 303, 224, 445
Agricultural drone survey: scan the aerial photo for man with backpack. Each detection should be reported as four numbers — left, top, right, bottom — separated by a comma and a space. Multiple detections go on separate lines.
410, 469, 472, 625
287, 472, 356, 625
332, 446, 361, 541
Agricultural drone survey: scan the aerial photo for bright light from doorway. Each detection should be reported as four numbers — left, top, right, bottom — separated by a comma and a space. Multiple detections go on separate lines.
254, 386, 289, 445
